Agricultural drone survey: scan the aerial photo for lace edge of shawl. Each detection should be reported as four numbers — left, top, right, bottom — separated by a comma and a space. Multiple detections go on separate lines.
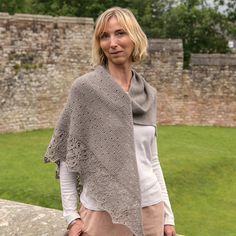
44, 128, 91, 175
44, 128, 144, 236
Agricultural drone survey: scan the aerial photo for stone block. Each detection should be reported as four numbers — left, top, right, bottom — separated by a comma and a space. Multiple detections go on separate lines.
0, 199, 67, 236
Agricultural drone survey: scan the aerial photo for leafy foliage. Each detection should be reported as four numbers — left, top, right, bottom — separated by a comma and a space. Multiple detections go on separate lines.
0, 0, 32, 14
214, 0, 236, 38
155, 2, 230, 67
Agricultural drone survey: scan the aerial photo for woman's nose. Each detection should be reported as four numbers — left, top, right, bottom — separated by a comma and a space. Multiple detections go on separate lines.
110, 35, 118, 48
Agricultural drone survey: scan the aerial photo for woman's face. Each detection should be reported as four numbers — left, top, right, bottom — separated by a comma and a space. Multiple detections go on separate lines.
99, 16, 134, 67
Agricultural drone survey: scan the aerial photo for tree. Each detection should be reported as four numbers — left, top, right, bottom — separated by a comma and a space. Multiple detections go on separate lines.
227, 0, 236, 21
214, 0, 236, 21
30, 0, 80, 16
0, 0, 32, 14
152, 0, 230, 67
214, 0, 236, 38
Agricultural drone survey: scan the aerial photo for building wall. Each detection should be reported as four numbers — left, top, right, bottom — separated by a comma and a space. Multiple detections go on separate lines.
185, 54, 236, 126
0, 13, 236, 133
0, 13, 93, 132
136, 40, 236, 127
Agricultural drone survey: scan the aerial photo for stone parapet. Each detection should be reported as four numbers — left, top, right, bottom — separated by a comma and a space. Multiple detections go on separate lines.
149, 39, 183, 52
0, 199, 67, 236
0, 12, 93, 24
191, 54, 236, 66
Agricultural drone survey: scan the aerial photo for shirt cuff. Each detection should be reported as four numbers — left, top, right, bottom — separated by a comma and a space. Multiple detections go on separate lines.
164, 214, 175, 226
64, 212, 81, 226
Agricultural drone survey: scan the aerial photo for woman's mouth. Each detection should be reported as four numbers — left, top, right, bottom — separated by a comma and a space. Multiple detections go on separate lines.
110, 51, 123, 55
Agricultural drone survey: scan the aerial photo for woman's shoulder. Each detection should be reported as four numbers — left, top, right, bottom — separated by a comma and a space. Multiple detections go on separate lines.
72, 69, 97, 89
70, 67, 106, 95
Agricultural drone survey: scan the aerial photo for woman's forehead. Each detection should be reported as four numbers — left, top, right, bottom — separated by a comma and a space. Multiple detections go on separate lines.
100, 16, 126, 33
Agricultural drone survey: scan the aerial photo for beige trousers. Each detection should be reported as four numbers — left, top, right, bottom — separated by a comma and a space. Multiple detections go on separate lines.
79, 202, 164, 236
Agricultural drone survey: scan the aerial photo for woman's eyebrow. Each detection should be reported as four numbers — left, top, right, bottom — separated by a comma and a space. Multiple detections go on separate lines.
100, 28, 125, 35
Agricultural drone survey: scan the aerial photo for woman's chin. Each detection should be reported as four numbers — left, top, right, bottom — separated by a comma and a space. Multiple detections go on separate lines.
109, 58, 131, 66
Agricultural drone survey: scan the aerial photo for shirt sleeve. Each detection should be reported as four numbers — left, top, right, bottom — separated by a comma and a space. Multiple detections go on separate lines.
59, 161, 81, 225
150, 135, 175, 225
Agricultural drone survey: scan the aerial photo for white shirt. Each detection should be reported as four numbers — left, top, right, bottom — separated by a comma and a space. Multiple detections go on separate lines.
59, 125, 175, 226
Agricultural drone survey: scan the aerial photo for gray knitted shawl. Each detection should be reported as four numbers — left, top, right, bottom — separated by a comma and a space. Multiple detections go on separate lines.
44, 65, 157, 236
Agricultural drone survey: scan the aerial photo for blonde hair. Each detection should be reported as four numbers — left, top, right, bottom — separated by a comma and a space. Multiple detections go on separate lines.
92, 7, 148, 66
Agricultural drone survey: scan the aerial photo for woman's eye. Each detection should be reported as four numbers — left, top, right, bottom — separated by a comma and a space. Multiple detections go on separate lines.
100, 33, 109, 40
99, 31, 127, 40
116, 31, 126, 36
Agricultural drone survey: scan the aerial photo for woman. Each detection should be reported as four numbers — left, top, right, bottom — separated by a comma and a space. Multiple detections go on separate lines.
45, 7, 176, 236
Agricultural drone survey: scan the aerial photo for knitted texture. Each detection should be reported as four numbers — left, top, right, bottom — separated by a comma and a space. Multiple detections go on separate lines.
44, 66, 157, 236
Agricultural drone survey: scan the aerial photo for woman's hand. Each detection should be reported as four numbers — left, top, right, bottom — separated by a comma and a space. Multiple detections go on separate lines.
68, 219, 84, 236
164, 224, 176, 236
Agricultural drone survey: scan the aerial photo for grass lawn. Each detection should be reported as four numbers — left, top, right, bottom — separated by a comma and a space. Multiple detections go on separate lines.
0, 129, 61, 209
0, 126, 235, 236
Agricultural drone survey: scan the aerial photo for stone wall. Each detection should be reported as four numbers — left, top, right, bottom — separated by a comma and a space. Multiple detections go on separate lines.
0, 13, 236, 133
0, 13, 93, 133
183, 54, 236, 126
134, 39, 185, 125
0, 199, 67, 236
136, 45, 236, 127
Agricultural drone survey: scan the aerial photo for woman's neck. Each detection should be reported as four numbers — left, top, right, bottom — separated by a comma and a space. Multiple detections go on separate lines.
107, 63, 133, 92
